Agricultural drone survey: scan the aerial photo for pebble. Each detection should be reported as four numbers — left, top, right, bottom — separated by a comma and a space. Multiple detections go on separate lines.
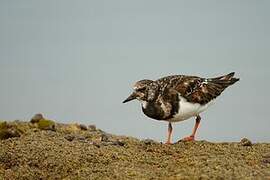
64, 135, 75, 141
111, 140, 125, 146
79, 124, 88, 131
30, 113, 44, 124
88, 125, 96, 131
100, 133, 110, 142
262, 153, 270, 164
141, 139, 158, 145
240, 138, 252, 146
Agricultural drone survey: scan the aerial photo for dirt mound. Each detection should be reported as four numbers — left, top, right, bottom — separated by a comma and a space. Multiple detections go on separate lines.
0, 120, 270, 179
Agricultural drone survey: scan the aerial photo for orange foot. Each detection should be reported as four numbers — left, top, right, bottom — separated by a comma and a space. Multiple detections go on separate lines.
165, 141, 173, 145
182, 135, 195, 141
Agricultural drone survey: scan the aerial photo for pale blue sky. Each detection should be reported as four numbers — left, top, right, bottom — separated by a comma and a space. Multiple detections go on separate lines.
0, 0, 269, 142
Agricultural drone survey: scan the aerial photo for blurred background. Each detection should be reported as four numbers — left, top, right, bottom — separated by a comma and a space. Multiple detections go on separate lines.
0, 0, 269, 142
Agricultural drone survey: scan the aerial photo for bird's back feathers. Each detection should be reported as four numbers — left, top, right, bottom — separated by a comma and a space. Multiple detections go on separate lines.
156, 72, 239, 105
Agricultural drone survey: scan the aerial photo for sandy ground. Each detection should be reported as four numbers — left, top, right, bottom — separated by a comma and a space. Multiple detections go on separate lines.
0, 121, 270, 179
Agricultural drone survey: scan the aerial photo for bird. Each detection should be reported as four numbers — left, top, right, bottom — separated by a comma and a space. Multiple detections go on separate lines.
123, 72, 239, 144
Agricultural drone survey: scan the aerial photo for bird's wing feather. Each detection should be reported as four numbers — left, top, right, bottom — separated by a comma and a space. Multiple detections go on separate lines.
169, 73, 239, 105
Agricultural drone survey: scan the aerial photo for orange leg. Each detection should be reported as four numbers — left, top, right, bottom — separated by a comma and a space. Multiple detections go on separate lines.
165, 122, 173, 144
182, 115, 201, 141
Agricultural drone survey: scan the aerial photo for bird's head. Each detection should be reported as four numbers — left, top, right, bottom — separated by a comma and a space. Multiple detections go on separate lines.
123, 79, 154, 103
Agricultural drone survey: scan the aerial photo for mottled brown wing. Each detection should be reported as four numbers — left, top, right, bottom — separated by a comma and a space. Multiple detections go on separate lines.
173, 73, 239, 105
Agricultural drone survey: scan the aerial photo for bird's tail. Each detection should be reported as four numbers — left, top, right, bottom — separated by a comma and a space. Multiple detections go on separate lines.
207, 72, 240, 89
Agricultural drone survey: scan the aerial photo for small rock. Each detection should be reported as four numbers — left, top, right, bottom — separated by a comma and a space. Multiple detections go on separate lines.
112, 140, 125, 146
100, 140, 125, 146
262, 153, 270, 164
77, 136, 86, 142
64, 134, 86, 142
240, 138, 252, 146
100, 133, 110, 142
79, 124, 88, 131
64, 135, 75, 141
30, 113, 44, 123
141, 139, 157, 145
88, 125, 96, 131
92, 142, 100, 148
262, 159, 270, 164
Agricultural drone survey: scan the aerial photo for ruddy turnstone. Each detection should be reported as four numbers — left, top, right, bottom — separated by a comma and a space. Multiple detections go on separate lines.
123, 72, 239, 144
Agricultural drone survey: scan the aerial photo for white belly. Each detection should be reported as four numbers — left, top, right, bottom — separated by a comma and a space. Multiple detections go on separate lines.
169, 96, 214, 122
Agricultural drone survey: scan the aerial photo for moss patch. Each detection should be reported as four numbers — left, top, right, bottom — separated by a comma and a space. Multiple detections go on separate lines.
37, 119, 56, 131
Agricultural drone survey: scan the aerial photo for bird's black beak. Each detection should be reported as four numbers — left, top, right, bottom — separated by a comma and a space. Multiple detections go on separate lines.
123, 92, 137, 103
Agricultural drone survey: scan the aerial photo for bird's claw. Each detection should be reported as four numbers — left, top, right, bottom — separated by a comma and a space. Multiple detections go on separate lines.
181, 135, 195, 141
